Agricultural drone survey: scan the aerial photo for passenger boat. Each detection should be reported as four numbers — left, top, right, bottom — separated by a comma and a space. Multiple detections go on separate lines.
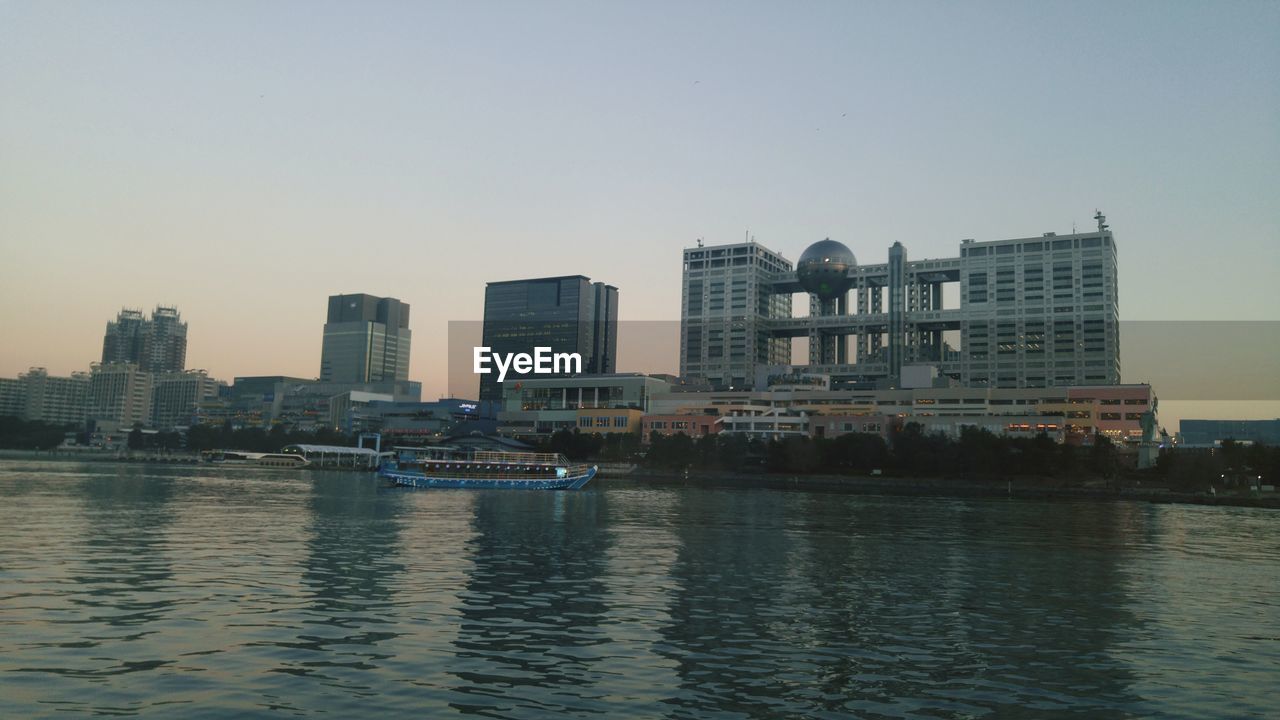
379, 449, 596, 490
202, 450, 310, 468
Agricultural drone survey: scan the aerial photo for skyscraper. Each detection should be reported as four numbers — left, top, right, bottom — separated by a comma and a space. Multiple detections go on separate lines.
680, 242, 794, 389
319, 294, 412, 383
101, 306, 188, 373
479, 276, 618, 402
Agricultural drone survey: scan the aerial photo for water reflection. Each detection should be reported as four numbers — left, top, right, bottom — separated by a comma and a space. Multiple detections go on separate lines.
263, 475, 408, 689
656, 491, 1151, 718
449, 490, 615, 717
0, 466, 182, 715
1, 461, 1276, 718
67, 469, 179, 636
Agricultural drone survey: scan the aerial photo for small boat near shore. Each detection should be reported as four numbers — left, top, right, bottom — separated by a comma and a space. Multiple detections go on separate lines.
379, 449, 596, 490
202, 450, 310, 468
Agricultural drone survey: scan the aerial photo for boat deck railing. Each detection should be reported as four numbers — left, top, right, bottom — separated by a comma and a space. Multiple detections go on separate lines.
472, 450, 570, 465
388, 465, 595, 481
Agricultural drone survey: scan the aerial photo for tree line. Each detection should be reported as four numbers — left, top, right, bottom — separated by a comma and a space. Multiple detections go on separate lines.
540, 423, 1125, 478
539, 423, 1280, 484
0, 416, 355, 454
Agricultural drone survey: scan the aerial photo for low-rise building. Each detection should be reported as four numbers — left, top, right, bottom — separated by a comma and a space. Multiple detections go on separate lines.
497, 374, 671, 440
575, 408, 644, 434
1179, 418, 1280, 447
641, 414, 721, 441
646, 381, 1154, 445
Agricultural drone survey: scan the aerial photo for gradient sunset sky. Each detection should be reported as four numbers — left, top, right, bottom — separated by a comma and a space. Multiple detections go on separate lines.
1, 1, 1276, 428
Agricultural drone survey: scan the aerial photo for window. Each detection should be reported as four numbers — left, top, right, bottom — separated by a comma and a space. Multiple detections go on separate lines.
595, 416, 609, 428
1100, 412, 1121, 421
614, 416, 628, 428
579, 416, 591, 428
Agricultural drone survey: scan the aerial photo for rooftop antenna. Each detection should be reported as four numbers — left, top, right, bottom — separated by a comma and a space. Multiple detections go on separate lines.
696, 237, 704, 248
1094, 209, 1108, 232
1072, 221, 1077, 234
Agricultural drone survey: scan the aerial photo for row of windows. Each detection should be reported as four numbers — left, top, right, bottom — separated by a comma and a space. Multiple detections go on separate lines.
647, 420, 698, 430
578, 416, 633, 428
962, 235, 1112, 257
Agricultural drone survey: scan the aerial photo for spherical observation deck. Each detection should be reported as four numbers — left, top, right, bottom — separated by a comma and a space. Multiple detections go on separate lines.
796, 239, 856, 300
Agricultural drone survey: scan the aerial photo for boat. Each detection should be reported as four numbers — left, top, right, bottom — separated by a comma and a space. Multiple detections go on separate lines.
202, 450, 310, 468
378, 449, 596, 490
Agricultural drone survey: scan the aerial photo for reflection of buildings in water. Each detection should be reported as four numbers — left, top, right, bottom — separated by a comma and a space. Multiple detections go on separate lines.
918, 500, 1149, 717
270, 475, 408, 680
448, 491, 614, 712
72, 470, 179, 630
655, 489, 804, 717
656, 490, 1150, 717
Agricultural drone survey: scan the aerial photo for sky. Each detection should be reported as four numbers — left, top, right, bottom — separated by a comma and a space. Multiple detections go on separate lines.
1, 1, 1277, 429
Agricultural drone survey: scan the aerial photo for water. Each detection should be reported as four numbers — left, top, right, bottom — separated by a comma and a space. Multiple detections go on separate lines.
1, 460, 1277, 718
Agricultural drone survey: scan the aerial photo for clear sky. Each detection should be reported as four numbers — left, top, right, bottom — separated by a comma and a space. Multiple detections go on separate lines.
1, 1, 1277, 429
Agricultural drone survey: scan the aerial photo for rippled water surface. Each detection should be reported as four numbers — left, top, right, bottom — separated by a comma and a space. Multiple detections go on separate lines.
1, 459, 1278, 718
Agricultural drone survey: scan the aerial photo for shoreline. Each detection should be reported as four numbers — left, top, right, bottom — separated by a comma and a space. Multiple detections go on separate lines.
614, 468, 1280, 509
3, 450, 1275, 508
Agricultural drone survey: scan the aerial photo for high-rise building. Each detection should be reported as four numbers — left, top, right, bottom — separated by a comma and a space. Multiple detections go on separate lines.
319, 294, 412, 383
151, 370, 224, 430
89, 362, 153, 428
479, 276, 618, 403
101, 306, 188, 372
680, 242, 794, 389
144, 306, 188, 373
680, 212, 1120, 390
16, 368, 90, 425
101, 309, 146, 366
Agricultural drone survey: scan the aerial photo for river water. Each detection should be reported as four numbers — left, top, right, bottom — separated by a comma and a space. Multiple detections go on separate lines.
0, 459, 1276, 718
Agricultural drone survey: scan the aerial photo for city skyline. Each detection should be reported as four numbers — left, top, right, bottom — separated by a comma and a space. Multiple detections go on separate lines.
2, 2, 1277, 430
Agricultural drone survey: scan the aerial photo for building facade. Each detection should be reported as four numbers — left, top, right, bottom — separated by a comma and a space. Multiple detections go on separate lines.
151, 370, 223, 430
197, 375, 422, 432
319, 294, 412, 384
680, 242, 793, 390
13, 368, 90, 425
1179, 419, 1280, 447
480, 275, 618, 402
89, 362, 153, 427
647, 382, 1154, 444
0, 377, 23, 418
101, 306, 188, 372
351, 398, 499, 441
497, 374, 668, 439
680, 212, 1120, 391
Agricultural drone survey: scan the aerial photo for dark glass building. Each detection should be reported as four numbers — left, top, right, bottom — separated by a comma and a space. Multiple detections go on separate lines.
479, 276, 618, 402
320, 294, 412, 383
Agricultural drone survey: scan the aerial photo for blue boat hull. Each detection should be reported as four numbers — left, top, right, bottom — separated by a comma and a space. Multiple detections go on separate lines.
379, 465, 596, 490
